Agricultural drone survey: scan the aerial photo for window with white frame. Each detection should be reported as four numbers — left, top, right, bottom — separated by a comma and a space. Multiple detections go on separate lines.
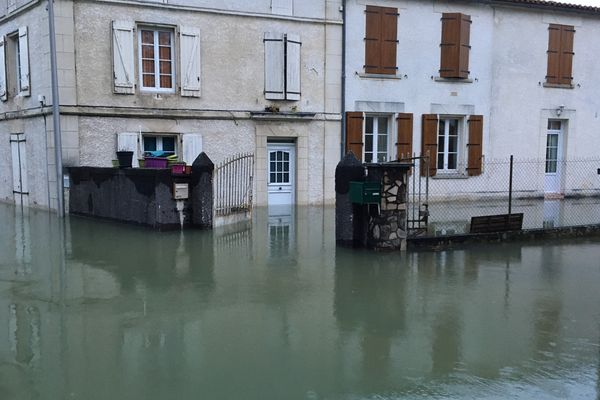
138, 27, 175, 92
143, 135, 177, 156
0, 26, 30, 101
437, 117, 461, 172
364, 115, 390, 163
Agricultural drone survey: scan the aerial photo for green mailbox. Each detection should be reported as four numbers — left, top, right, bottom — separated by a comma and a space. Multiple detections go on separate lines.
349, 181, 381, 204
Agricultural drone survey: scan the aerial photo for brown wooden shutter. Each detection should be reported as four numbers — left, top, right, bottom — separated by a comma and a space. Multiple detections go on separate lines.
546, 24, 561, 84
559, 25, 575, 85
346, 112, 364, 162
380, 7, 398, 75
365, 6, 382, 74
365, 6, 397, 74
440, 13, 470, 79
421, 114, 438, 176
547, 24, 574, 85
396, 113, 413, 160
467, 115, 483, 176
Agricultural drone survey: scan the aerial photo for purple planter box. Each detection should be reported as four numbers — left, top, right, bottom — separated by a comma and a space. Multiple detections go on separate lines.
144, 157, 168, 168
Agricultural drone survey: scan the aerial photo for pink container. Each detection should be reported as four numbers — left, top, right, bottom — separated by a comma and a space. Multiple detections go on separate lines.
171, 163, 186, 174
144, 157, 168, 168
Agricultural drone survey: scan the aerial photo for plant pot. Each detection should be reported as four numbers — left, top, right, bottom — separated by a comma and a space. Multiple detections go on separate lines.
138, 159, 146, 168
116, 151, 133, 168
111, 160, 119, 168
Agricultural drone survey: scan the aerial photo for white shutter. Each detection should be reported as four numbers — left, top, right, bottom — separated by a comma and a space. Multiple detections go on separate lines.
264, 32, 285, 100
285, 33, 301, 101
180, 26, 201, 98
117, 132, 139, 167
0, 36, 7, 101
10, 133, 28, 207
112, 20, 135, 94
18, 27, 30, 96
10, 134, 21, 194
182, 133, 202, 165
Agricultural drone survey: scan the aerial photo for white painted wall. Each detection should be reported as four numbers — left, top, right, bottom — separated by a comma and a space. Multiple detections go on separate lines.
345, 0, 600, 198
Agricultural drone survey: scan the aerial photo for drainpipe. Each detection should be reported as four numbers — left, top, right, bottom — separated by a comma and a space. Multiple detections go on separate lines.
48, 0, 64, 217
340, 0, 346, 160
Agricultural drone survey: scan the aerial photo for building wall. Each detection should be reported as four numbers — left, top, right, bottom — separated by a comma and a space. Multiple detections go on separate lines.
344, 0, 600, 197
0, 0, 343, 211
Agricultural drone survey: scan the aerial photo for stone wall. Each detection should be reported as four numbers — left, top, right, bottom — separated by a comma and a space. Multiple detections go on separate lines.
366, 165, 409, 251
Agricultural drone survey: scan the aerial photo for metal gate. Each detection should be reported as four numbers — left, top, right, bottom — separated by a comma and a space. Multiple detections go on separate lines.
214, 153, 254, 217
403, 155, 429, 236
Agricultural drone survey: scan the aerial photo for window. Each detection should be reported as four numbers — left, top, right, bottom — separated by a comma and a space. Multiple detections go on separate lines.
345, 112, 413, 163
138, 27, 175, 92
439, 13, 471, 79
143, 135, 177, 156
545, 120, 562, 173
546, 24, 574, 86
364, 116, 390, 163
269, 150, 291, 183
112, 21, 201, 97
437, 118, 460, 172
264, 32, 301, 100
364, 5, 398, 75
421, 114, 483, 177
0, 26, 30, 101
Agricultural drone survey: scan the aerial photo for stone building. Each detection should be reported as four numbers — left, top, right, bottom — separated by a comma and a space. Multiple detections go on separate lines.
0, 0, 342, 212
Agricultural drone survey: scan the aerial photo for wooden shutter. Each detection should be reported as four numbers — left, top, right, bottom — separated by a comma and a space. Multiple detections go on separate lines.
380, 7, 398, 75
180, 26, 201, 98
559, 25, 575, 85
182, 133, 203, 165
117, 133, 139, 167
346, 112, 364, 162
546, 24, 561, 84
10, 134, 28, 195
112, 20, 135, 94
421, 114, 438, 176
547, 24, 574, 85
0, 36, 7, 101
396, 113, 413, 160
467, 115, 483, 176
364, 6, 397, 75
264, 32, 285, 100
364, 6, 381, 74
18, 26, 30, 96
440, 13, 470, 79
285, 33, 301, 100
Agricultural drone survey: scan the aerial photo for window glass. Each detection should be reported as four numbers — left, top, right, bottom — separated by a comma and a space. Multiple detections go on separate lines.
363, 115, 390, 163
143, 136, 157, 152
438, 117, 461, 172
139, 27, 174, 91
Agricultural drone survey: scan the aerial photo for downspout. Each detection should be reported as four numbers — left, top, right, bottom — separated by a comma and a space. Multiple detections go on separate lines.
340, 0, 346, 160
48, 0, 64, 217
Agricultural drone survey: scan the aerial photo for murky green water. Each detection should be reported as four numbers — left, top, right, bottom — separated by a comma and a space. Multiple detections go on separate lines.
0, 204, 599, 400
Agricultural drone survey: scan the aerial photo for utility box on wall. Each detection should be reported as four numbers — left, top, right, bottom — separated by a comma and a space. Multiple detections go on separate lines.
349, 181, 381, 204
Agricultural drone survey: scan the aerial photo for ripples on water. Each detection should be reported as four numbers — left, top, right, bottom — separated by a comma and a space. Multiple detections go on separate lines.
0, 204, 598, 400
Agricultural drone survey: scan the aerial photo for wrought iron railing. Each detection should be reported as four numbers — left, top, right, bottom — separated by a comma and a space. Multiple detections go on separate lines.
214, 153, 254, 216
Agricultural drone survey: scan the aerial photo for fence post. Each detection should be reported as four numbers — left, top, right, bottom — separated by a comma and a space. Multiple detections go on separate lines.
508, 155, 513, 215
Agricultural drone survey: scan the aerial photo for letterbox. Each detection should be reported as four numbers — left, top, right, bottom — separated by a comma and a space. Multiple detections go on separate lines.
349, 181, 381, 204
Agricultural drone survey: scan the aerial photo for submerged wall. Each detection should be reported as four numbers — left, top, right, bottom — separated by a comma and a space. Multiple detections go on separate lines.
68, 167, 206, 229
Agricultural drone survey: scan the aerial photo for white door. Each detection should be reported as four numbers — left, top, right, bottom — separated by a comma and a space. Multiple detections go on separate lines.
544, 120, 563, 194
267, 143, 295, 206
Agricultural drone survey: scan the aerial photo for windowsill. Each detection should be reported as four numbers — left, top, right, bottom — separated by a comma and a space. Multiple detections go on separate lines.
357, 72, 403, 80
542, 83, 574, 89
433, 77, 473, 83
431, 173, 469, 179
250, 111, 316, 121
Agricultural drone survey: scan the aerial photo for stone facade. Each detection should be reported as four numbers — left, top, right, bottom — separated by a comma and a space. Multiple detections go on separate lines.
367, 167, 408, 250
0, 0, 342, 212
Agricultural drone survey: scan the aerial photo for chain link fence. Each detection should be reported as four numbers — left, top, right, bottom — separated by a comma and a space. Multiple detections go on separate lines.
408, 157, 600, 237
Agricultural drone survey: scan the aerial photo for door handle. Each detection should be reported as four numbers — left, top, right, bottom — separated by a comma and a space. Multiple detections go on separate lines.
278, 187, 282, 190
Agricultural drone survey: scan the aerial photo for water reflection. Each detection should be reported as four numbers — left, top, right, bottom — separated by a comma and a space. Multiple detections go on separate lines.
0, 203, 599, 399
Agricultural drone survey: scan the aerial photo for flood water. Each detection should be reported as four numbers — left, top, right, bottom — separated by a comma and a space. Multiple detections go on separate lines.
1, 203, 599, 400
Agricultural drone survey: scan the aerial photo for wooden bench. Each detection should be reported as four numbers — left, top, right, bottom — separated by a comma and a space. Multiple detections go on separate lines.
469, 213, 524, 234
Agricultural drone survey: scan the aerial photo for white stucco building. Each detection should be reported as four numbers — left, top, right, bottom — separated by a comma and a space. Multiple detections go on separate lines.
344, 0, 600, 199
0, 0, 342, 212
